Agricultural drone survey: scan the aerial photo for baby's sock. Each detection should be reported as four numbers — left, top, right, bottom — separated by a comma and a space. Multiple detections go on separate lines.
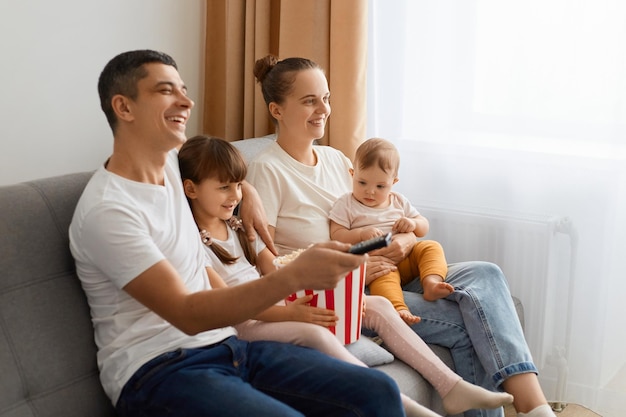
442, 380, 514, 415
401, 393, 442, 417
518, 404, 556, 417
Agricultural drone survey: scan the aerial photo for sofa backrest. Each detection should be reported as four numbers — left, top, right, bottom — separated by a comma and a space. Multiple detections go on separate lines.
0, 141, 272, 417
0, 172, 116, 417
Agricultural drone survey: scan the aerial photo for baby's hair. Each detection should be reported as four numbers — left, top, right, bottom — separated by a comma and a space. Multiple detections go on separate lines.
178, 135, 257, 266
354, 138, 400, 177
253, 55, 322, 107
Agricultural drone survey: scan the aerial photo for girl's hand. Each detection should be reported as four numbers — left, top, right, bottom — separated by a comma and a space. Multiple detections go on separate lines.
285, 294, 338, 327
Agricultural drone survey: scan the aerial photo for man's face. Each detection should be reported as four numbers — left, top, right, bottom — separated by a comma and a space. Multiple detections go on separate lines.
127, 63, 194, 150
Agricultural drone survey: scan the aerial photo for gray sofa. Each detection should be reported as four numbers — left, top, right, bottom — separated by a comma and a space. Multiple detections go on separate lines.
0, 137, 523, 416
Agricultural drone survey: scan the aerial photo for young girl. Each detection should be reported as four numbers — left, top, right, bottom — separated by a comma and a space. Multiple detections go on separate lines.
179, 135, 514, 417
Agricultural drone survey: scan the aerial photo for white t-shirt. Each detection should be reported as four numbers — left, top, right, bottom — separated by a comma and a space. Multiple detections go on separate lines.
246, 142, 353, 254
69, 150, 235, 405
205, 225, 267, 287
329, 191, 420, 233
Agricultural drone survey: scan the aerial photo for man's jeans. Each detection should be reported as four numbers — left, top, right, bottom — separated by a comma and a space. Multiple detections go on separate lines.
116, 336, 405, 417
403, 261, 538, 417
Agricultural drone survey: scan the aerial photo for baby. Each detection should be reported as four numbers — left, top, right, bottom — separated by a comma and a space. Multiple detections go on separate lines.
329, 138, 454, 325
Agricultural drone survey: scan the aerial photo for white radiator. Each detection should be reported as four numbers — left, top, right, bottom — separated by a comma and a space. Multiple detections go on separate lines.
417, 203, 577, 405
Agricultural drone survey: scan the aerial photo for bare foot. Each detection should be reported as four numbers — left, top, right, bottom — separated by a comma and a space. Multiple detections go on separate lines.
399, 309, 421, 325
422, 275, 454, 301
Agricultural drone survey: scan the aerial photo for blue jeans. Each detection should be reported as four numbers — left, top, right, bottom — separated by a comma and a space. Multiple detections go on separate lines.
116, 336, 404, 417
403, 261, 538, 417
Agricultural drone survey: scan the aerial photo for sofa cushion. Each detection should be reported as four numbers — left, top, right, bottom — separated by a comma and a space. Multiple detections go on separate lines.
231, 134, 276, 162
345, 336, 394, 367
0, 172, 116, 417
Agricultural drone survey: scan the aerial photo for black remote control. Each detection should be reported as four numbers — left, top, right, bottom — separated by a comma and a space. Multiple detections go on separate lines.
348, 232, 392, 254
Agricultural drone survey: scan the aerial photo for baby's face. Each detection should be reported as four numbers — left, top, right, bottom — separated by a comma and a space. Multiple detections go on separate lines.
351, 166, 397, 209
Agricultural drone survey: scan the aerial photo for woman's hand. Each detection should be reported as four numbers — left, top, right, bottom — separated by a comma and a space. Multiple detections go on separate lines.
239, 181, 278, 255
364, 233, 415, 283
365, 255, 397, 284
370, 233, 415, 264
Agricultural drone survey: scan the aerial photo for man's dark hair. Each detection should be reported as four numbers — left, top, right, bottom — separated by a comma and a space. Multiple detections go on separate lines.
97, 50, 177, 131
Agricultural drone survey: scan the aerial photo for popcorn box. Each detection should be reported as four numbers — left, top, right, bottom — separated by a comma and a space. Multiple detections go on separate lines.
284, 264, 366, 345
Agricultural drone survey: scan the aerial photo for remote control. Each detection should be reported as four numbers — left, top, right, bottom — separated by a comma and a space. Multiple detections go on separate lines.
348, 232, 392, 254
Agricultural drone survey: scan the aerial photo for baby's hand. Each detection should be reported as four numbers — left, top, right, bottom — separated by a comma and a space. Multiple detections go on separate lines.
360, 227, 384, 241
392, 217, 417, 234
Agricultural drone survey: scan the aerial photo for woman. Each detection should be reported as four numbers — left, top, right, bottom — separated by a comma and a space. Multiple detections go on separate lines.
246, 55, 554, 417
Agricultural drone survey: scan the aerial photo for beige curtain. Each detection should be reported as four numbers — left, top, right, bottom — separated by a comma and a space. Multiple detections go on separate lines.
203, 0, 368, 160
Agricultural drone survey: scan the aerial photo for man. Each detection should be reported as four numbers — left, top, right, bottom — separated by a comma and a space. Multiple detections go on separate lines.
69, 50, 403, 416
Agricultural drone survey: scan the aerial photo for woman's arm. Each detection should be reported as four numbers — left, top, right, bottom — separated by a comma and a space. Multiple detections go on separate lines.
239, 180, 278, 255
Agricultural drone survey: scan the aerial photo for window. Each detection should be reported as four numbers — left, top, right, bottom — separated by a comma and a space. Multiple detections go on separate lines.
367, 0, 626, 159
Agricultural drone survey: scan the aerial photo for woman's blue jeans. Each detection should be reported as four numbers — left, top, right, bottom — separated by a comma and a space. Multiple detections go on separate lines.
116, 336, 404, 417
403, 261, 538, 417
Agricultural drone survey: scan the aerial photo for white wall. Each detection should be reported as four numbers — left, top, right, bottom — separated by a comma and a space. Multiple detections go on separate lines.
0, 0, 206, 186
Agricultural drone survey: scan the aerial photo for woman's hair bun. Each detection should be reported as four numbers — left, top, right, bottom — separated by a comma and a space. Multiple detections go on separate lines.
253, 55, 279, 83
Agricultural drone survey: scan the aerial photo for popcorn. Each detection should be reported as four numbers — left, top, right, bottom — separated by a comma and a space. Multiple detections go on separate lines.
273, 248, 306, 268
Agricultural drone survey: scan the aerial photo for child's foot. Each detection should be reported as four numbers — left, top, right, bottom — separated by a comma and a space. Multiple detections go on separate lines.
442, 380, 514, 415
399, 309, 421, 325
422, 276, 454, 301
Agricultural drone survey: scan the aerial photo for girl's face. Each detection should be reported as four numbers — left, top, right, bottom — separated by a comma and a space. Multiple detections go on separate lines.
271, 68, 331, 141
191, 177, 243, 221
351, 165, 398, 209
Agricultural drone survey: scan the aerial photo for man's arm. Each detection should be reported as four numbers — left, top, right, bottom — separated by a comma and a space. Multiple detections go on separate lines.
123, 241, 365, 335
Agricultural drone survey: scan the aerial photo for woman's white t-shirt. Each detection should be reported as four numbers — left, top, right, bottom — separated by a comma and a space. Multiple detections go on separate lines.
246, 142, 353, 254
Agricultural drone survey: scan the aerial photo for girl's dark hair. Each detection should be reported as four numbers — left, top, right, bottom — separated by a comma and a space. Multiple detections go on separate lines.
178, 135, 257, 266
253, 55, 322, 124
354, 138, 401, 177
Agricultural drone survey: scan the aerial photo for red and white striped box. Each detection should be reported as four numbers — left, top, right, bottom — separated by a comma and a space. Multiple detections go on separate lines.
284, 264, 366, 345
